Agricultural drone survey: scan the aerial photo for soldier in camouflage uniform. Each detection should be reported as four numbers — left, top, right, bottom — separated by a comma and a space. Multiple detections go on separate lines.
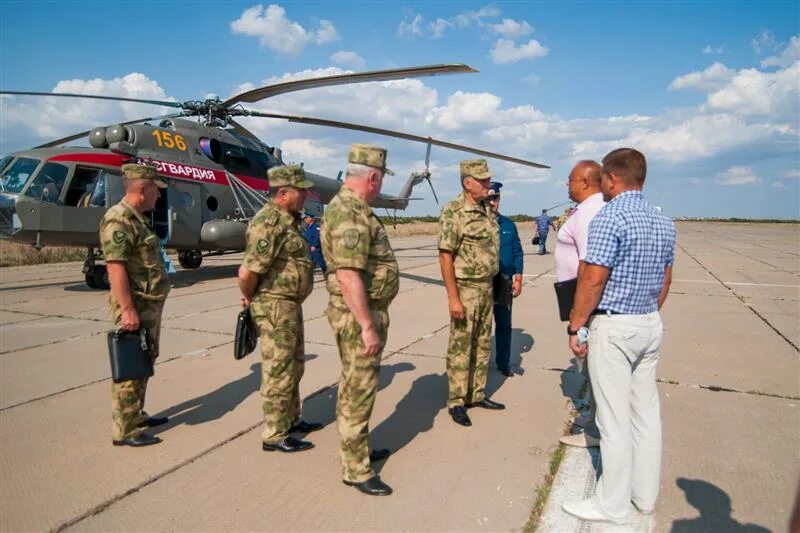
438, 159, 505, 427
322, 144, 398, 496
237, 165, 322, 453
100, 163, 171, 447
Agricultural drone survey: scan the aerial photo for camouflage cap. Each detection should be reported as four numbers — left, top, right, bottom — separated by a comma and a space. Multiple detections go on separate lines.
460, 159, 493, 181
348, 143, 394, 176
121, 163, 167, 188
267, 164, 314, 189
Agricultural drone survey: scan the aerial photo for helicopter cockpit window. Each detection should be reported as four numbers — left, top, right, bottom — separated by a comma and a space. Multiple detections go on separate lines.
0, 156, 13, 176
24, 162, 69, 203
1, 157, 40, 194
65, 166, 101, 206
89, 172, 109, 207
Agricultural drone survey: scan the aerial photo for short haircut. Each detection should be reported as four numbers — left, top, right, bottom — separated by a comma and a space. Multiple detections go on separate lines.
577, 160, 602, 185
346, 162, 374, 179
602, 148, 647, 185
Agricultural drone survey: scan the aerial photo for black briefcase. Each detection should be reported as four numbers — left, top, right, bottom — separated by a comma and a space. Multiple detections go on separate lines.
493, 273, 513, 308
531, 233, 540, 245
553, 278, 577, 322
107, 328, 154, 383
234, 308, 258, 360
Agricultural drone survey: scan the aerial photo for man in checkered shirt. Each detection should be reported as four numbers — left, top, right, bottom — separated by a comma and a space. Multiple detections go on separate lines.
562, 148, 676, 524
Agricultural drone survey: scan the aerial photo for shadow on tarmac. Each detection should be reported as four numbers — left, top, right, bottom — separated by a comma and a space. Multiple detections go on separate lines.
671, 478, 770, 532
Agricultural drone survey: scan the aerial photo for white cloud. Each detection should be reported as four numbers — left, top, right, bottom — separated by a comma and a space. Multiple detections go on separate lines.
772, 181, 785, 188
314, 20, 338, 44
280, 138, 337, 162
453, 5, 501, 28
230, 4, 337, 55
429, 18, 452, 39
669, 62, 735, 91
762, 35, 800, 68
398, 14, 424, 37
703, 44, 725, 55
330, 51, 365, 69
716, 166, 762, 185
490, 18, 534, 39
491, 38, 549, 64
523, 73, 541, 86
751, 29, 779, 54
782, 169, 800, 179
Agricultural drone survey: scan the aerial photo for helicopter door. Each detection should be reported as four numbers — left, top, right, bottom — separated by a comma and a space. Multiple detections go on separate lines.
165, 180, 201, 247
149, 187, 170, 241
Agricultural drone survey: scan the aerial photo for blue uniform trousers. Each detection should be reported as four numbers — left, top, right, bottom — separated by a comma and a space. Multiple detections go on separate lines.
493, 302, 512, 372
538, 231, 549, 254
310, 251, 327, 274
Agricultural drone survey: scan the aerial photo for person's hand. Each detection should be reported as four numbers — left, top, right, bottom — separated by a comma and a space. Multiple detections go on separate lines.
569, 334, 587, 358
310, 246, 316, 251
449, 297, 465, 320
240, 296, 250, 308
120, 306, 140, 331
512, 277, 523, 297
361, 324, 381, 357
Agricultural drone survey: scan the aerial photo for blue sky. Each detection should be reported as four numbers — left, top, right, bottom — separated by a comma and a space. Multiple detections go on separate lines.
1, 1, 798, 218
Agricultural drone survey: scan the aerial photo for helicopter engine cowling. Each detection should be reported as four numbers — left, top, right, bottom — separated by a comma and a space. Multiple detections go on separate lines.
200, 219, 247, 250
106, 125, 133, 144
89, 127, 108, 148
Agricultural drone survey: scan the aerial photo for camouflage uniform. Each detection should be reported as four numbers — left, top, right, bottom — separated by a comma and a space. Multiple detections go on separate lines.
99, 164, 170, 441
438, 160, 500, 409
242, 165, 315, 445
322, 144, 398, 484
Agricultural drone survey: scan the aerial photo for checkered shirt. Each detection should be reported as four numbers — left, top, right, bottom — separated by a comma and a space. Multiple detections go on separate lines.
585, 190, 676, 314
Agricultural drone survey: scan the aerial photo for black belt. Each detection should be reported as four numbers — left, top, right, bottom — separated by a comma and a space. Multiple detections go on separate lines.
591, 309, 623, 316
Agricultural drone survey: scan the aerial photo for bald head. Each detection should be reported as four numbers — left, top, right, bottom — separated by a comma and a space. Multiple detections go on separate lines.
567, 160, 602, 203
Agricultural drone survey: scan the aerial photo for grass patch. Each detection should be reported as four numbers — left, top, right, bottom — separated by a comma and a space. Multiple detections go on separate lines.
0, 241, 86, 267
524, 444, 567, 532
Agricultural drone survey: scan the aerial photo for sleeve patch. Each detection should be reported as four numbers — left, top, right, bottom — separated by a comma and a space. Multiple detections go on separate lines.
112, 230, 126, 244
256, 239, 271, 254
343, 229, 360, 249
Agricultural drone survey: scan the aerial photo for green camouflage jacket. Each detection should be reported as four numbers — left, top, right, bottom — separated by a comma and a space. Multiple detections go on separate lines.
321, 186, 399, 306
438, 192, 500, 281
242, 201, 313, 302
99, 199, 171, 302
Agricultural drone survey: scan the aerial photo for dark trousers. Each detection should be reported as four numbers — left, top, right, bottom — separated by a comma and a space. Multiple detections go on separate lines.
538, 231, 549, 254
493, 303, 512, 372
310, 251, 327, 274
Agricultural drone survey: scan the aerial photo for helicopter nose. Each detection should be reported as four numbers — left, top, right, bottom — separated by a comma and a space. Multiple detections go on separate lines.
0, 193, 21, 237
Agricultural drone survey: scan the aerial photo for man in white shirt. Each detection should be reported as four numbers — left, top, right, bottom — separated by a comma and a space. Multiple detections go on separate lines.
554, 160, 605, 448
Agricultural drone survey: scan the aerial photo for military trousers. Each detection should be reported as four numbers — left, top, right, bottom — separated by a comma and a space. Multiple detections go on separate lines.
110, 299, 164, 441
326, 297, 389, 483
447, 280, 493, 408
252, 297, 305, 444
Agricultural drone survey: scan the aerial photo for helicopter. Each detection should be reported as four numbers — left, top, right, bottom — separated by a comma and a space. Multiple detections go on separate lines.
0, 64, 548, 289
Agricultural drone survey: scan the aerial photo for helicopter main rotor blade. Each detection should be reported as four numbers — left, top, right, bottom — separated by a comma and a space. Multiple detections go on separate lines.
223, 64, 477, 107
228, 118, 263, 142
245, 111, 550, 169
0, 90, 183, 108
34, 112, 187, 148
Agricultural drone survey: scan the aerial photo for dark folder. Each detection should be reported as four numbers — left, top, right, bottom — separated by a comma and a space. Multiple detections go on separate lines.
553, 278, 577, 322
107, 329, 154, 383
493, 274, 513, 308
234, 308, 258, 360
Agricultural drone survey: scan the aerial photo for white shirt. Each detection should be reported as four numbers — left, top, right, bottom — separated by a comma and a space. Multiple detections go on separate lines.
554, 193, 605, 281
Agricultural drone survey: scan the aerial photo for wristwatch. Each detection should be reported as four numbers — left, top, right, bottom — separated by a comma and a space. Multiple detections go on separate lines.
567, 324, 582, 336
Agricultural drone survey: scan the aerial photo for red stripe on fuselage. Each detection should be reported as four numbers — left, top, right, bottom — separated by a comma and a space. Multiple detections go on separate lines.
45, 152, 269, 192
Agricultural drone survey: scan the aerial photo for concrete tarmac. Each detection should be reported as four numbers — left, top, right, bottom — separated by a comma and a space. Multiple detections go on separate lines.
0, 222, 797, 532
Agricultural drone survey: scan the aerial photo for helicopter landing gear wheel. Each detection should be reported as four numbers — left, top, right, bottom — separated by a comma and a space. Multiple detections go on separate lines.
85, 272, 97, 289
93, 265, 110, 290
178, 249, 203, 269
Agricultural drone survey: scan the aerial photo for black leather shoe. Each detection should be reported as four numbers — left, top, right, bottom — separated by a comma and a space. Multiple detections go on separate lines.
343, 476, 393, 496
289, 420, 324, 433
499, 368, 514, 377
469, 398, 506, 410
262, 436, 314, 453
138, 416, 169, 428
112, 433, 162, 447
448, 406, 472, 426
369, 448, 391, 462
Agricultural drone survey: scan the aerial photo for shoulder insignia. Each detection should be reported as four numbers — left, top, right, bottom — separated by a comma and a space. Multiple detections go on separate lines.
112, 230, 126, 244
256, 239, 271, 254
343, 228, 360, 249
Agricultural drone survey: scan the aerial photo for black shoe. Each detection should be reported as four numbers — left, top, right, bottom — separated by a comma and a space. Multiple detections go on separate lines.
138, 416, 169, 428
343, 476, 393, 496
112, 433, 162, 447
469, 398, 506, 410
369, 448, 391, 462
262, 436, 314, 453
289, 420, 324, 433
499, 368, 514, 377
448, 406, 472, 426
